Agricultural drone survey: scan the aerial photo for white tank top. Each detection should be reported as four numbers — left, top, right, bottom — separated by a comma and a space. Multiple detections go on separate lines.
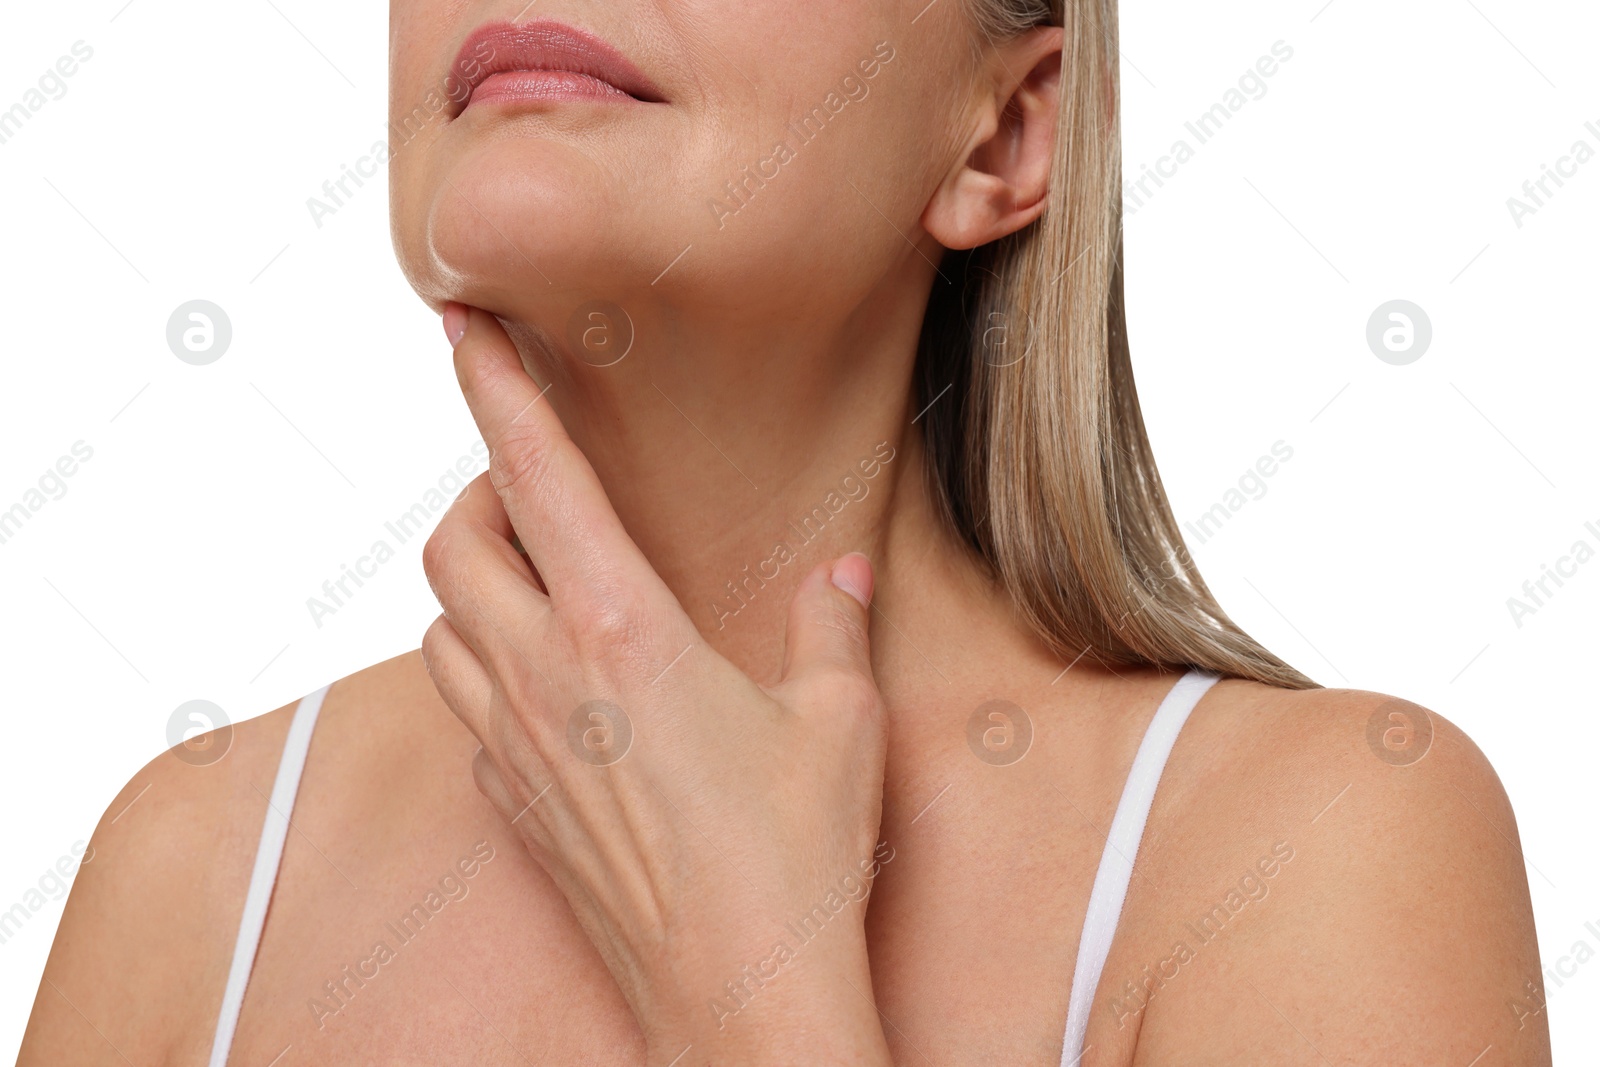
206, 670, 1219, 1066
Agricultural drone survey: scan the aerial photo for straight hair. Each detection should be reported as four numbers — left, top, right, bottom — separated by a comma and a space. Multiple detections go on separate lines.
917, 0, 1318, 688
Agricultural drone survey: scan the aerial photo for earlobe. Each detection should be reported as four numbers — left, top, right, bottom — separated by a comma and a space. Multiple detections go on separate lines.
922, 28, 1063, 252
926, 167, 1020, 252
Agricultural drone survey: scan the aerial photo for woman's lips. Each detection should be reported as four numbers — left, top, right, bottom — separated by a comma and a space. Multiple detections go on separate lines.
451, 20, 665, 116
469, 69, 634, 106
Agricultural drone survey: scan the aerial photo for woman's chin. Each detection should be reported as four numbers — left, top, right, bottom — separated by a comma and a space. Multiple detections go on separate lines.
414, 145, 648, 302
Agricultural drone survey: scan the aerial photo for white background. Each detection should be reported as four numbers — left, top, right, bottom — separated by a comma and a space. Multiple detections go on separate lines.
1, 0, 1595, 1060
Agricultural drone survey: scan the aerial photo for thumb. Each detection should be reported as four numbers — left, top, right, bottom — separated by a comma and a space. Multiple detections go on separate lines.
779, 553, 876, 686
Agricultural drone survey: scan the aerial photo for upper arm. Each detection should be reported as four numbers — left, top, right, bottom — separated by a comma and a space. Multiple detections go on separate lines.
1124, 688, 1551, 1066
17, 707, 293, 1067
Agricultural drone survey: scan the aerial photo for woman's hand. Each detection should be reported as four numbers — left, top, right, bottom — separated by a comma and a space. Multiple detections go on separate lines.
420, 304, 895, 1066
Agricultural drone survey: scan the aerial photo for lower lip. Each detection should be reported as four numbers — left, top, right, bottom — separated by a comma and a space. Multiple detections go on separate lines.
464, 70, 636, 110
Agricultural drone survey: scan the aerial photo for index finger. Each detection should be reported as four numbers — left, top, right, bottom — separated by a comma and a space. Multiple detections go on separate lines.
446, 302, 656, 607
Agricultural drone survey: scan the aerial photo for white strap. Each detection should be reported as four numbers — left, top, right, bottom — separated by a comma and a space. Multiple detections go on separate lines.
207, 685, 330, 1067
1059, 670, 1218, 1065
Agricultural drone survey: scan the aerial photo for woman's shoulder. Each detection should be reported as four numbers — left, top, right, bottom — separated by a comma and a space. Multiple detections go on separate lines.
18, 650, 444, 1065
1164, 678, 1530, 926
1134, 676, 1530, 935
1180, 676, 1506, 795
65, 649, 447, 923
1097, 676, 1550, 1062
18, 691, 298, 1063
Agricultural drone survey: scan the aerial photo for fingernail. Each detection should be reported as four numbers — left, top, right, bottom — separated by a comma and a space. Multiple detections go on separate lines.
831, 553, 873, 608
443, 302, 469, 347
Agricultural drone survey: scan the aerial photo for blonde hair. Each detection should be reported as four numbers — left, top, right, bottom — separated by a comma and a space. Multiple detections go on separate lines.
919, 0, 1318, 688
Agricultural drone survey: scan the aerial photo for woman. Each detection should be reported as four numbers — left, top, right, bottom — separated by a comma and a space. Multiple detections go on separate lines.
21, 0, 1549, 1064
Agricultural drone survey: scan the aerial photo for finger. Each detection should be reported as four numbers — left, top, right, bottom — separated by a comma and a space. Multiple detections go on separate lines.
424, 473, 558, 685
471, 716, 560, 858
421, 614, 495, 740
453, 467, 548, 593
424, 472, 548, 620
472, 746, 560, 840
445, 303, 659, 607
470, 746, 519, 815
778, 553, 878, 691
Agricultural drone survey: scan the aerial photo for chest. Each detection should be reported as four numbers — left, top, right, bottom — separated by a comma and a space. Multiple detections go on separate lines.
216, 763, 1133, 1067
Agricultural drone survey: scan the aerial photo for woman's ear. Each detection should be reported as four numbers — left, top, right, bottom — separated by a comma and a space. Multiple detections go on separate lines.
923, 27, 1064, 252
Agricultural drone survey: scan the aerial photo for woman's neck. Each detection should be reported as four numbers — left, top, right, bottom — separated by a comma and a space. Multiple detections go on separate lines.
491, 289, 1013, 690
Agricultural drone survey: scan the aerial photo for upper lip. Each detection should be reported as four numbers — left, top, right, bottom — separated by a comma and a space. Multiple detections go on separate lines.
449, 19, 666, 115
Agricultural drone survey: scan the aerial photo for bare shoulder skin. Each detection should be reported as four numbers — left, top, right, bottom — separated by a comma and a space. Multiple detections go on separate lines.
21, 656, 1548, 1066
19, 652, 642, 1067
1090, 681, 1550, 1065
18, 699, 297, 1065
